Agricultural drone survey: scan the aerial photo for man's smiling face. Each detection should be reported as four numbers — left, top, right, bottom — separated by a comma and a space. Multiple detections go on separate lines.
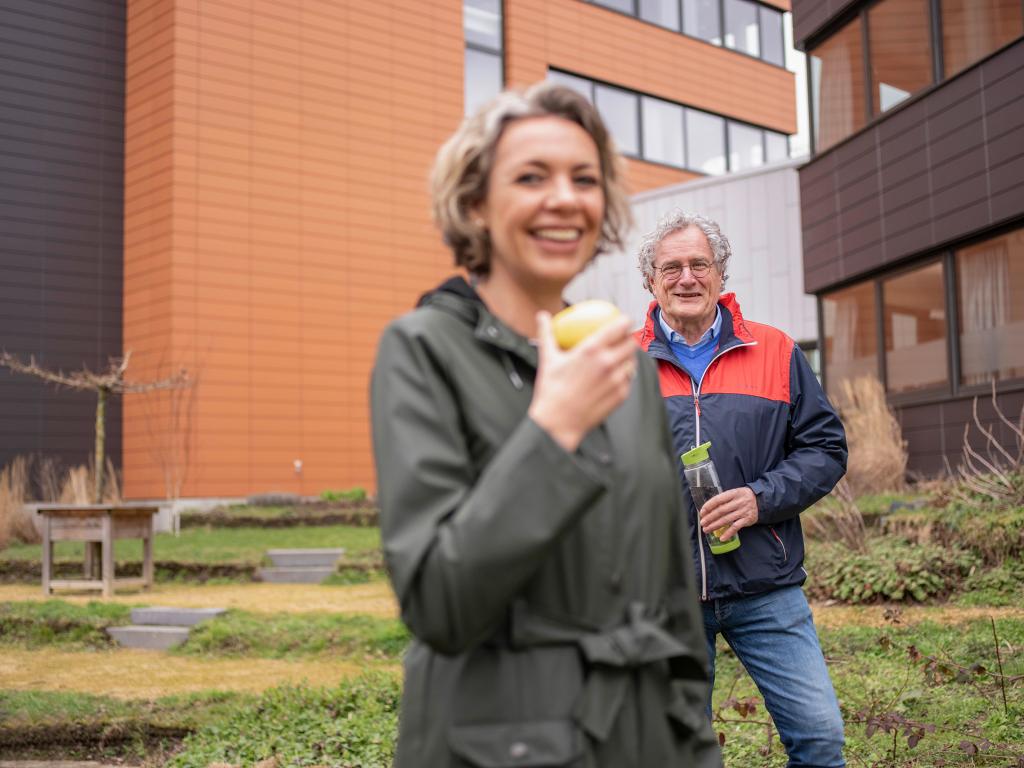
651, 226, 723, 337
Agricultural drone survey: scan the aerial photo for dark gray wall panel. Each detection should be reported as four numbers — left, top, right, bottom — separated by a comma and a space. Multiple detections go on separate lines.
800, 41, 1024, 293
0, 0, 125, 479
897, 390, 1024, 477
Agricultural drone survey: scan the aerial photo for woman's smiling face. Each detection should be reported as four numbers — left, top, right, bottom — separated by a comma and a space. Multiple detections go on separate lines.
474, 116, 605, 294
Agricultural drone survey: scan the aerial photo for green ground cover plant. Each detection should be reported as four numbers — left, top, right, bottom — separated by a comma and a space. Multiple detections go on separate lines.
166, 673, 400, 768
712, 618, 1024, 767
0, 599, 130, 648
180, 609, 409, 660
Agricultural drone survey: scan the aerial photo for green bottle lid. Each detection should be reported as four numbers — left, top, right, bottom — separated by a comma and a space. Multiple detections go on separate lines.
681, 441, 712, 467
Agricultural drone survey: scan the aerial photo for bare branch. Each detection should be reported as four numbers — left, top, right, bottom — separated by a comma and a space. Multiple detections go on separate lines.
972, 397, 1017, 467
0, 351, 89, 389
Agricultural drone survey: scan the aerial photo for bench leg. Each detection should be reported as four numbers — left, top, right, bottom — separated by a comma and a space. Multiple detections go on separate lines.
101, 514, 114, 598
143, 533, 154, 590
41, 516, 52, 596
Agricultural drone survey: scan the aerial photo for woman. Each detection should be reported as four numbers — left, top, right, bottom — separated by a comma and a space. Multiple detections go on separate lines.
370, 83, 721, 768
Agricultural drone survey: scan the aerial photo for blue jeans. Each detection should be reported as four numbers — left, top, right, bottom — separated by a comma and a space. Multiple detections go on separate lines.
703, 585, 845, 767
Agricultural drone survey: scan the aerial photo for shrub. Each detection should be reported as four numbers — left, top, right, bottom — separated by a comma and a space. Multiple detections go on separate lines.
806, 538, 978, 604
247, 492, 301, 507
837, 376, 908, 497
166, 673, 399, 768
320, 488, 368, 503
935, 503, 1024, 565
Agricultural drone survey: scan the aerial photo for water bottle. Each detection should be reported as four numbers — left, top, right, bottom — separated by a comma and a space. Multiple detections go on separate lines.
681, 441, 741, 555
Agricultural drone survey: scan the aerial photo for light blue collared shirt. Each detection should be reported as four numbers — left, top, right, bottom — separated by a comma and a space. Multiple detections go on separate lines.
658, 304, 722, 384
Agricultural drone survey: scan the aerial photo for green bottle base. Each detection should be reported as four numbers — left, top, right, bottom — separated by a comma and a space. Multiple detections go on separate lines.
708, 535, 741, 555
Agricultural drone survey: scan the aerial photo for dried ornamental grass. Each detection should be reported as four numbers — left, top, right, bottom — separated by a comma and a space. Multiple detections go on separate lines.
838, 376, 908, 497
0, 457, 39, 548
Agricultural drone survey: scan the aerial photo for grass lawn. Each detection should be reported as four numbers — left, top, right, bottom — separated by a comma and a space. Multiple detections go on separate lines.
0, 525, 381, 566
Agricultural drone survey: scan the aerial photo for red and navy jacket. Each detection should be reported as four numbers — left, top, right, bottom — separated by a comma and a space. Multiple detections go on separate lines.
636, 293, 847, 601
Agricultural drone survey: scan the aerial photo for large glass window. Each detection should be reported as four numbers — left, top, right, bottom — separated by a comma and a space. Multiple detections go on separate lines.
809, 16, 865, 152
464, 0, 503, 116
724, 0, 761, 57
642, 96, 685, 167
759, 6, 785, 66
464, 48, 502, 116
686, 109, 727, 174
595, 84, 640, 156
547, 70, 788, 175
883, 262, 948, 394
728, 121, 764, 171
868, 0, 934, 115
765, 130, 789, 162
956, 229, 1024, 386
591, 0, 634, 12
641, 0, 681, 31
823, 282, 879, 398
683, 0, 722, 44
941, 0, 1024, 77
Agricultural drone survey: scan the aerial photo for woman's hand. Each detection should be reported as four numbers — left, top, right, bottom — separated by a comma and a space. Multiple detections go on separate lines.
528, 310, 637, 452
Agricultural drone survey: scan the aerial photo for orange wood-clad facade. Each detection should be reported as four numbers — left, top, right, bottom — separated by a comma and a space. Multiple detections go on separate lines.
122, 0, 796, 498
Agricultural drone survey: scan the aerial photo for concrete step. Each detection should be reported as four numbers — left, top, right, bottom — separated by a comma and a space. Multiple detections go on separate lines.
265, 548, 345, 568
130, 606, 226, 626
106, 625, 191, 650
258, 565, 336, 583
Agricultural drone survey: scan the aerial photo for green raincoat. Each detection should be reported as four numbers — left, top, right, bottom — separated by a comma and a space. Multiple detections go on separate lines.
371, 277, 721, 768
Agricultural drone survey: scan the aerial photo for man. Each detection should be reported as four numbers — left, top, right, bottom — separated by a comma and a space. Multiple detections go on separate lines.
635, 210, 848, 768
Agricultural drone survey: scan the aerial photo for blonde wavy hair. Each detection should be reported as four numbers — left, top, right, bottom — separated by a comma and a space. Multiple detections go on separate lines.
431, 82, 632, 276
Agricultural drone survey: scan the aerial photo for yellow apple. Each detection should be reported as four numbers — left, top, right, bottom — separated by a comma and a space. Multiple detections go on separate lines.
551, 300, 622, 349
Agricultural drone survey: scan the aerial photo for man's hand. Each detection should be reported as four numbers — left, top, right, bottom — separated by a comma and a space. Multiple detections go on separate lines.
700, 487, 758, 541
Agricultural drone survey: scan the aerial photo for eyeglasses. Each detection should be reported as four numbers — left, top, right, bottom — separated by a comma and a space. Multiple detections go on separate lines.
652, 260, 714, 281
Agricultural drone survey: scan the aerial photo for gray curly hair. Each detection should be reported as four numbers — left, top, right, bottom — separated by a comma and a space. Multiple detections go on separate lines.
637, 210, 732, 292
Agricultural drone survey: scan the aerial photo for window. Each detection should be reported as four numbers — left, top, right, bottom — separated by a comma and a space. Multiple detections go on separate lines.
956, 229, 1024, 386
759, 6, 785, 66
941, 0, 1024, 77
464, 0, 503, 116
548, 70, 594, 100
586, 0, 785, 64
724, 0, 760, 57
683, 0, 722, 44
686, 108, 727, 175
547, 70, 788, 175
595, 84, 640, 155
591, 0, 634, 11
640, 0, 680, 30
822, 282, 879, 398
883, 262, 948, 394
642, 96, 685, 167
464, 48, 502, 116
765, 130, 789, 162
728, 121, 764, 170
868, 0, 934, 115
809, 16, 865, 152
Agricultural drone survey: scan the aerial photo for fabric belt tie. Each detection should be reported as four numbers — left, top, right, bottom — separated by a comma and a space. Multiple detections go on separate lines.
510, 600, 701, 742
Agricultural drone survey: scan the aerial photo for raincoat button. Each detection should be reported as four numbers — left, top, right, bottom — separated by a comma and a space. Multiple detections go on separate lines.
486, 326, 499, 337
509, 741, 529, 759
596, 452, 612, 465
610, 570, 623, 591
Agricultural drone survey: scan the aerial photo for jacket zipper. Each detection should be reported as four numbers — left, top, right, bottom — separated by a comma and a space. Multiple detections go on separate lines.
689, 340, 756, 600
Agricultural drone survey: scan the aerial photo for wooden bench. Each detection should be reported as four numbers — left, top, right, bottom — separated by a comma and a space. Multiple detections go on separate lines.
37, 504, 160, 597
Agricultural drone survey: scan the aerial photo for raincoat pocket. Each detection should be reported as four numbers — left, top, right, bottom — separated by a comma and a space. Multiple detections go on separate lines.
665, 679, 707, 736
448, 719, 584, 767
